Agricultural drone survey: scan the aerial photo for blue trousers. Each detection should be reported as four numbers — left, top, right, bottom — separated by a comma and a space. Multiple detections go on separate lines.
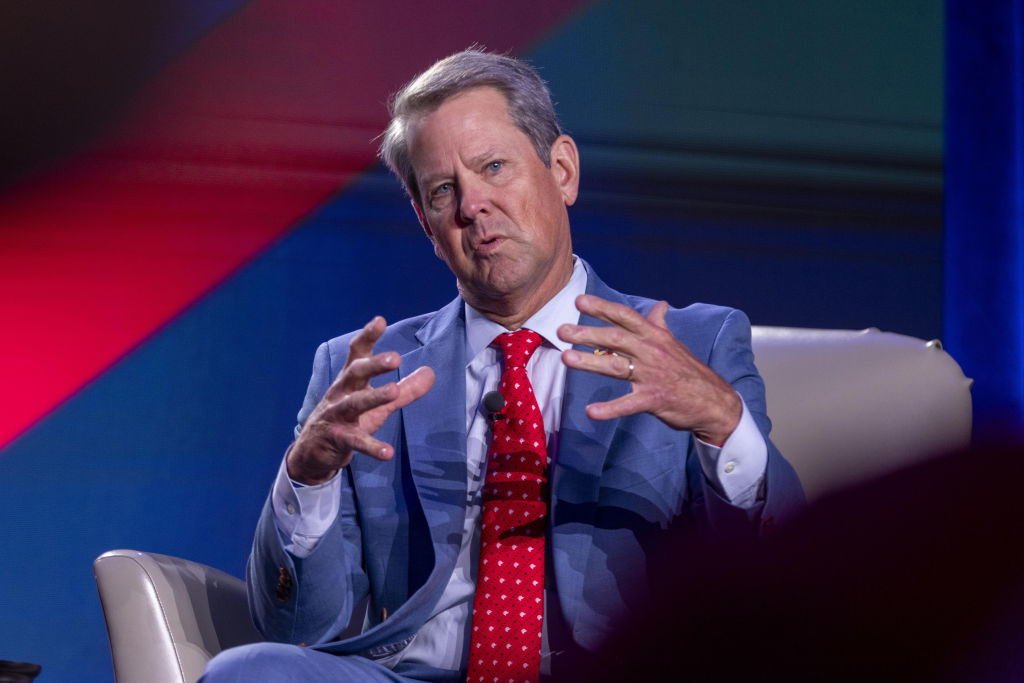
199, 642, 463, 683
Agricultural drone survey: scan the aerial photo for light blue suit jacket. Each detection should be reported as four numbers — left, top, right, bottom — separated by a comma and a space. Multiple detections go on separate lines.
248, 261, 804, 663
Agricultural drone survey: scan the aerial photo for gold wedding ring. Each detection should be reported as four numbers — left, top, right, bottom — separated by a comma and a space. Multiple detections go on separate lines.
593, 349, 634, 381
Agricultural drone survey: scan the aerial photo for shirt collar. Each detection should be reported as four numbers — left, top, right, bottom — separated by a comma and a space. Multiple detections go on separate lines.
464, 256, 588, 361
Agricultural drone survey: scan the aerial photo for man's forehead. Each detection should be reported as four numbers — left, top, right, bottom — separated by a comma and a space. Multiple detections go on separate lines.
408, 86, 514, 139
407, 87, 528, 171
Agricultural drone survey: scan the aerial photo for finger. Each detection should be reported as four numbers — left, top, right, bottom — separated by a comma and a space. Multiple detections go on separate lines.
558, 317, 630, 353
574, 294, 650, 335
561, 348, 633, 380
337, 368, 435, 458
325, 352, 395, 402
338, 428, 396, 461
340, 352, 402, 387
584, 392, 651, 421
347, 316, 387, 362
323, 320, 395, 400
344, 366, 434, 420
390, 366, 436, 410
646, 300, 670, 330
330, 382, 400, 418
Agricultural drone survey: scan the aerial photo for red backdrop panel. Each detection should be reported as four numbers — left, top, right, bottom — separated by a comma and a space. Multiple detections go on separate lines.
0, 0, 588, 448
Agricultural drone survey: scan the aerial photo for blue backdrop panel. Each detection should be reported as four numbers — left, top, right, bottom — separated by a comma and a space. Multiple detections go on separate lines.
0, 172, 451, 680
945, 0, 1024, 433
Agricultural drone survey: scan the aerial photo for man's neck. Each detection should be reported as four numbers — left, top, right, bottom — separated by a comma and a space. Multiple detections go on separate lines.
463, 257, 588, 362
463, 256, 576, 330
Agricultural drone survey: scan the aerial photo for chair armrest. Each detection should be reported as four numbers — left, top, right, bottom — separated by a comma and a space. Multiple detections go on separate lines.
752, 327, 973, 500
94, 549, 262, 683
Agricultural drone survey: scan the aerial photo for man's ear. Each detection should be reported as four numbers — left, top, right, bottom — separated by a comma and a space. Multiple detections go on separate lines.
549, 134, 580, 207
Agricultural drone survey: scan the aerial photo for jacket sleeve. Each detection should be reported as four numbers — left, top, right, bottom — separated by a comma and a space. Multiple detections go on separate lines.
247, 339, 371, 645
696, 308, 806, 536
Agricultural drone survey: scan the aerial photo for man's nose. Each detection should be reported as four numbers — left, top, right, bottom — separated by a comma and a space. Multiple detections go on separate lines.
457, 177, 490, 224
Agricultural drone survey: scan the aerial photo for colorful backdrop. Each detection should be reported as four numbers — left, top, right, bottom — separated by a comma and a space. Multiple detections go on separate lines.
1, 1, 1012, 680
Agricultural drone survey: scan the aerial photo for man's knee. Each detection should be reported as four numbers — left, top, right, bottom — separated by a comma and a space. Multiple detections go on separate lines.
199, 642, 310, 682
199, 642, 399, 683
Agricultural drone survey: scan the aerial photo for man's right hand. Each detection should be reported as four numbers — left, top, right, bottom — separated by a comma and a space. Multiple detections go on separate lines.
286, 316, 435, 485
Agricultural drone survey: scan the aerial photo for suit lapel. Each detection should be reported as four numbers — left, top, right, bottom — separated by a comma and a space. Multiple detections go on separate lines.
398, 297, 469, 577
550, 265, 632, 627
320, 300, 471, 654
554, 263, 633, 497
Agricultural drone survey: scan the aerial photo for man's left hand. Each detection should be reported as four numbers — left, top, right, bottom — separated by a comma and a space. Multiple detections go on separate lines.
558, 294, 742, 445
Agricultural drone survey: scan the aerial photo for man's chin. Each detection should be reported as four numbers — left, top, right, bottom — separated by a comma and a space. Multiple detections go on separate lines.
459, 271, 528, 309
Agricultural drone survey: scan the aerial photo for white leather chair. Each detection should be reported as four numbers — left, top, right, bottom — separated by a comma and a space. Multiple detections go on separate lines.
93, 550, 262, 683
94, 326, 973, 683
752, 327, 972, 500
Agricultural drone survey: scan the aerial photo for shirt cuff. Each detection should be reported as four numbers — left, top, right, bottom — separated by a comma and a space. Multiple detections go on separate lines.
271, 455, 343, 557
693, 396, 767, 509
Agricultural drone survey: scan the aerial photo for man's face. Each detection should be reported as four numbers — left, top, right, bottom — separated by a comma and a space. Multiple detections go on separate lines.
407, 86, 579, 323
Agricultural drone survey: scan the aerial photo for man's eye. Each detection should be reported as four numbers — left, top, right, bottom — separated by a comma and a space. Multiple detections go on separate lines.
486, 161, 503, 173
433, 182, 452, 196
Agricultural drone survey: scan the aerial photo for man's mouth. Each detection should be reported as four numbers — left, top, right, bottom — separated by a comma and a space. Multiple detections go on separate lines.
474, 235, 505, 255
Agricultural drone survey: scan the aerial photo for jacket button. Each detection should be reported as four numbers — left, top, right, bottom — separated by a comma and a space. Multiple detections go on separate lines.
275, 567, 293, 603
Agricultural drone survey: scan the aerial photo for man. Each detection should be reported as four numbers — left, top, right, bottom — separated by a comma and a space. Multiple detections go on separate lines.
202, 49, 804, 682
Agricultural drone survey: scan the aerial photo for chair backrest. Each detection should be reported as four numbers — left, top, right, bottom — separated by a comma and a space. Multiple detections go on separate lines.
94, 549, 261, 683
751, 326, 973, 500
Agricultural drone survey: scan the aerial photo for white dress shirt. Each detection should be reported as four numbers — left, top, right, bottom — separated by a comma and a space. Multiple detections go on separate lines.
271, 257, 767, 670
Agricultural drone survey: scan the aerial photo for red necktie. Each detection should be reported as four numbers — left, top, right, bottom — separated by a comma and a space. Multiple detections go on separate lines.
467, 329, 548, 683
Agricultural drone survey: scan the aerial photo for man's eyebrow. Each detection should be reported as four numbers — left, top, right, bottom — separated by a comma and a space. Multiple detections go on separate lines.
417, 148, 502, 190
418, 171, 449, 189
416, 165, 459, 193
466, 148, 499, 168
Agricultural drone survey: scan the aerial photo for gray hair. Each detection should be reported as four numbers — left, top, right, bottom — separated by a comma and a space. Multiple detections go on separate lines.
378, 48, 562, 205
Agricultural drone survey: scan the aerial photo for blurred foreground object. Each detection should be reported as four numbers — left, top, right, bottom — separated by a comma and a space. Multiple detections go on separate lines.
575, 441, 1024, 682
0, 0, 166, 189
0, 660, 41, 683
